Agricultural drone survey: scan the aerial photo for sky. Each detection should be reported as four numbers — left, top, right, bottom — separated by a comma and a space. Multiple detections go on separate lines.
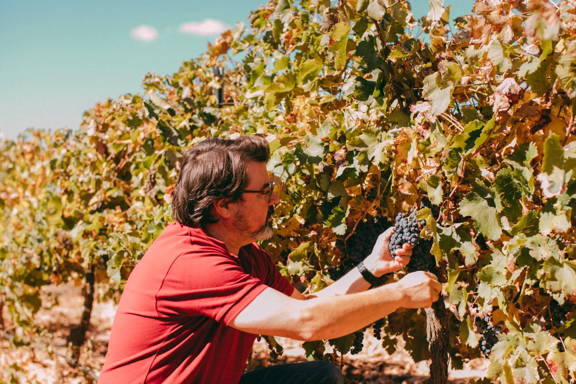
0, 0, 473, 140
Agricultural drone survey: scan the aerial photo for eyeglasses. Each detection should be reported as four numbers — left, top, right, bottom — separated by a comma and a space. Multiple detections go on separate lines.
241, 177, 282, 201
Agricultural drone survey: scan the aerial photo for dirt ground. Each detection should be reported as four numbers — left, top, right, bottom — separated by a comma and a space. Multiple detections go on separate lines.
0, 284, 489, 383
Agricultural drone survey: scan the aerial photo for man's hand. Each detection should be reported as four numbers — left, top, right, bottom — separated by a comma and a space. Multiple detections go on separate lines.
363, 227, 413, 277
394, 271, 442, 308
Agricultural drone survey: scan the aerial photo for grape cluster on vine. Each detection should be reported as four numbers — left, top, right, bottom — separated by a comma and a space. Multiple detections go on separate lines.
331, 216, 392, 284
388, 210, 425, 255
550, 299, 570, 328
372, 318, 384, 340
476, 315, 501, 356
388, 209, 436, 273
350, 330, 364, 354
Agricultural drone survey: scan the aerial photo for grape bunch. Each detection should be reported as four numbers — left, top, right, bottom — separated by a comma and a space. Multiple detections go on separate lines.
331, 217, 392, 284
372, 318, 384, 340
388, 210, 437, 272
476, 315, 501, 356
351, 330, 364, 354
388, 210, 425, 256
550, 299, 569, 328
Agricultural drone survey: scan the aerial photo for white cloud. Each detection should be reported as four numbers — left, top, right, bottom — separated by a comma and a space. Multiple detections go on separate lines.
131, 25, 158, 42
179, 19, 228, 36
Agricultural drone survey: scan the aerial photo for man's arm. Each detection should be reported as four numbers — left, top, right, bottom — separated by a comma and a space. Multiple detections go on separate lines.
231, 271, 441, 341
293, 227, 411, 299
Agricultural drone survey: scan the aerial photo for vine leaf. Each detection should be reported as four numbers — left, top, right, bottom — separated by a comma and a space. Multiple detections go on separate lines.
542, 133, 564, 174
541, 259, 576, 303
422, 72, 452, 117
459, 192, 502, 241
450, 119, 495, 154
539, 210, 570, 235
366, 1, 386, 21
331, 22, 351, 70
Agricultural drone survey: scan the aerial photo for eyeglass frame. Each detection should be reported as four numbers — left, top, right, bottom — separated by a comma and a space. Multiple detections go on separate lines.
240, 179, 280, 201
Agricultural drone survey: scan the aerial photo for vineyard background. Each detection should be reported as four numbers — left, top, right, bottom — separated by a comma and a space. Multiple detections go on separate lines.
1, 0, 575, 383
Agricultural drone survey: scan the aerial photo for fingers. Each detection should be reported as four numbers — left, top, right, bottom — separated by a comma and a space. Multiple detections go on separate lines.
382, 227, 394, 241
393, 253, 411, 267
393, 243, 413, 258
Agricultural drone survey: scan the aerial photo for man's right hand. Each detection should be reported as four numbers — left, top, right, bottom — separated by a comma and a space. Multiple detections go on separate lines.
394, 271, 442, 308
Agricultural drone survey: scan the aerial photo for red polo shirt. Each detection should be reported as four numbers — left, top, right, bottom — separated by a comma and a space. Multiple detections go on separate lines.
99, 222, 293, 384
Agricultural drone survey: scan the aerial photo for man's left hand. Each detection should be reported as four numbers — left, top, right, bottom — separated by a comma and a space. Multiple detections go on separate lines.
363, 227, 412, 277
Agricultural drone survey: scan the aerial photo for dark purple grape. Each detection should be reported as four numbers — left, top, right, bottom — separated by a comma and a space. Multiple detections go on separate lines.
476, 315, 501, 356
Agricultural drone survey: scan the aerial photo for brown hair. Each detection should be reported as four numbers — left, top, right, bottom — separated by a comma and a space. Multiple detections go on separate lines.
171, 136, 270, 227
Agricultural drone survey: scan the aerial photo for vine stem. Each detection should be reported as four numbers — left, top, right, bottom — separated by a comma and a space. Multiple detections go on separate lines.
439, 112, 464, 132
67, 264, 96, 363
425, 295, 450, 384
0, 294, 4, 331
538, 356, 558, 382
344, 171, 382, 242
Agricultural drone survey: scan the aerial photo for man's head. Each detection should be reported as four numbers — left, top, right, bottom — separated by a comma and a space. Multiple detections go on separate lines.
172, 136, 275, 241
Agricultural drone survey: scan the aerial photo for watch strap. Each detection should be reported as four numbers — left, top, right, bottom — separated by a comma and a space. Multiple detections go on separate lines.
356, 260, 381, 287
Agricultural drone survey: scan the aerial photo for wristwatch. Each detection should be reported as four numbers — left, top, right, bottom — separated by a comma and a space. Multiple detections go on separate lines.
356, 260, 381, 287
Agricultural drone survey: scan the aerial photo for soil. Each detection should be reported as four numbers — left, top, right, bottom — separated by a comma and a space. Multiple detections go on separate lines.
0, 284, 489, 383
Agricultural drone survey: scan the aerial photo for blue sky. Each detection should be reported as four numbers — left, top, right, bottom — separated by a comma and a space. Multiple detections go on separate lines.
0, 0, 473, 140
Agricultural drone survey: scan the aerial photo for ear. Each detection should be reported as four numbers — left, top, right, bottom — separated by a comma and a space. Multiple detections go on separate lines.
212, 197, 236, 220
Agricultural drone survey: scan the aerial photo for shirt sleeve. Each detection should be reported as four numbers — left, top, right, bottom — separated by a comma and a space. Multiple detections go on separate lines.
155, 251, 270, 326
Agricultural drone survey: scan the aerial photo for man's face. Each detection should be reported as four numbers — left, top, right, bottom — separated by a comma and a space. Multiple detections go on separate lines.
232, 161, 279, 242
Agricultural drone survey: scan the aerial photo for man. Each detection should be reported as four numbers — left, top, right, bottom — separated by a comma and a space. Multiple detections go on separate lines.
99, 135, 441, 384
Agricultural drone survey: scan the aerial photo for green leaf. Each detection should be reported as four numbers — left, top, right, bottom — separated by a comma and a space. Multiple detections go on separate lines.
461, 316, 479, 348
479, 265, 507, 286
509, 142, 538, 167
526, 57, 554, 95
297, 58, 322, 85
488, 39, 504, 67
541, 259, 576, 301
443, 61, 462, 84
388, 46, 409, 61
511, 211, 540, 236
366, 1, 386, 21
273, 56, 290, 72
324, 205, 347, 235
460, 241, 478, 266
494, 168, 525, 221
459, 192, 502, 241
427, 0, 445, 23
356, 36, 382, 71
419, 175, 443, 205
303, 135, 325, 158
542, 134, 564, 174
331, 23, 351, 71
450, 119, 495, 154
537, 166, 568, 198
288, 241, 312, 262
539, 210, 570, 235
518, 57, 541, 77
352, 77, 376, 101
274, 0, 291, 14
447, 269, 460, 303
422, 72, 452, 116
266, 73, 296, 94
528, 330, 557, 354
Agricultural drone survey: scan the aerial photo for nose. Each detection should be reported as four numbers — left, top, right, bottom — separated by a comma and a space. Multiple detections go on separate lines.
269, 190, 280, 205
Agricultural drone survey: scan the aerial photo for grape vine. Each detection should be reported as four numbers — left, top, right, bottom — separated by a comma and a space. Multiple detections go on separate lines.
1, 0, 575, 383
